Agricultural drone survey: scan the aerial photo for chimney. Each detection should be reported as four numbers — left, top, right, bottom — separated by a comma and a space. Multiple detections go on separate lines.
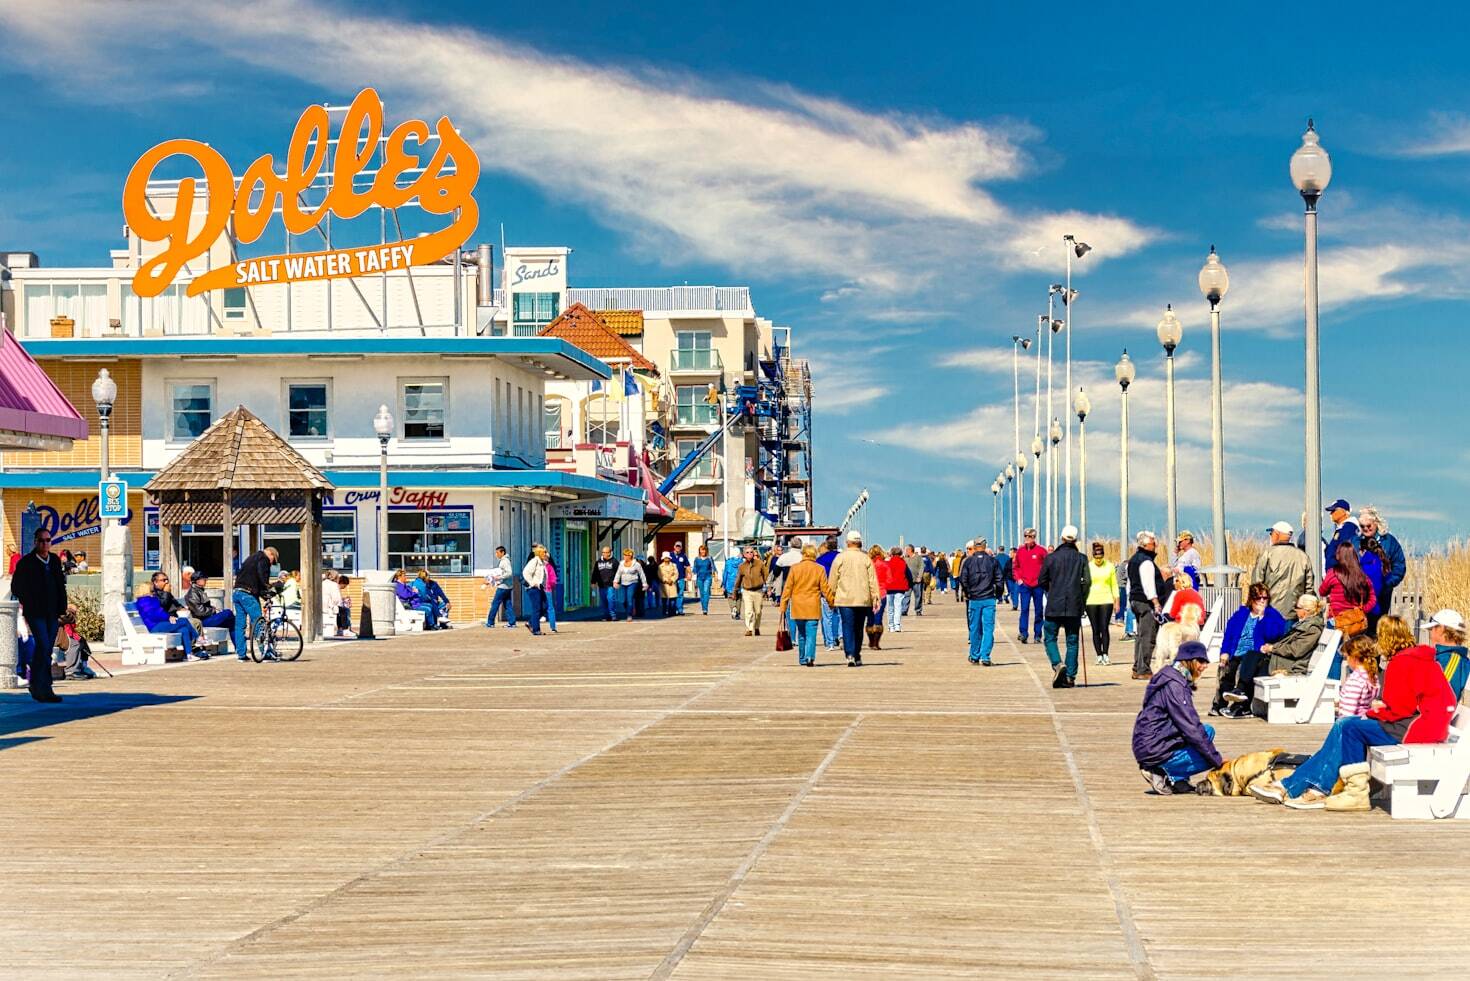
476, 244, 493, 306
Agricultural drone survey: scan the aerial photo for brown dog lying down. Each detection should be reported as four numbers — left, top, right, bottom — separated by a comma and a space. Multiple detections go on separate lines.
1195, 750, 1309, 796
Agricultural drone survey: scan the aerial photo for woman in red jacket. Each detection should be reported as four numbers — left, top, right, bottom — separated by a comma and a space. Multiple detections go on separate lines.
1252, 631, 1455, 808
1318, 542, 1376, 622
867, 545, 894, 649
884, 547, 912, 633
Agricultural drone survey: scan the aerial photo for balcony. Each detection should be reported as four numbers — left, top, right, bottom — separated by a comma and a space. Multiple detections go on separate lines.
674, 404, 719, 427
566, 286, 753, 316
668, 348, 723, 374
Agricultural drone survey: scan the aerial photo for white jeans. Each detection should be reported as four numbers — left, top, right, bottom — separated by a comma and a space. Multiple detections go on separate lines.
887, 592, 904, 631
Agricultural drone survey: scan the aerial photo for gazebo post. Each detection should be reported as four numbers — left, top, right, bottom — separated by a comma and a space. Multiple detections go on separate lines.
221, 494, 235, 599
300, 493, 322, 644
160, 522, 181, 598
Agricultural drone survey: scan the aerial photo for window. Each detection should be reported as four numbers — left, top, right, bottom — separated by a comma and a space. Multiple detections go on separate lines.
169, 381, 214, 441
675, 384, 716, 425
584, 394, 618, 444
144, 508, 161, 570
512, 291, 559, 336
223, 286, 247, 320
284, 381, 330, 439
401, 379, 446, 440
679, 493, 715, 519
544, 397, 566, 449
388, 508, 473, 576
673, 330, 718, 370
675, 438, 716, 479
322, 510, 357, 574
23, 281, 109, 337
262, 524, 301, 575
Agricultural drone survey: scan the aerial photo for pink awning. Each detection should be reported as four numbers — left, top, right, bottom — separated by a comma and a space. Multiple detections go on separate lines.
0, 330, 87, 443
633, 453, 675, 519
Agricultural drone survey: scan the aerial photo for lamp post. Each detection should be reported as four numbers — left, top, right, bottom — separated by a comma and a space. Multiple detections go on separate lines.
992, 481, 1001, 550
1198, 245, 1232, 572
1115, 350, 1135, 558
1044, 305, 1063, 543
1292, 119, 1332, 582
373, 404, 394, 572
1062, 235, 1090, 527
1048, 416, 1062, 542
91, 368, 126, 650
1074, 388, 1090, 544
1157, 305, 1183, 549
1030, 434, 1042, 535
998, 470, 1010, 550
1011, 333, 1030, 536
1014, 451, 1027, 547
1004, 463, 1016, 549
1032, 312, 1044, 529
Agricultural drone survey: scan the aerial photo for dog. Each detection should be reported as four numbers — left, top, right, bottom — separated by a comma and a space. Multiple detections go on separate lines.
1196, 749, 1307, 796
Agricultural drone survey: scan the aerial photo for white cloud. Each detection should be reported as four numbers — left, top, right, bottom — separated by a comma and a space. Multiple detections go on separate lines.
0, 0, 1155, 302
1401, 112, 1470, 157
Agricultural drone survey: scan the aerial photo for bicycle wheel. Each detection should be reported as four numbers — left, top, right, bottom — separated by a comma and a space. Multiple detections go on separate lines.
249, 616, 271, 663
272, 617, 304, 661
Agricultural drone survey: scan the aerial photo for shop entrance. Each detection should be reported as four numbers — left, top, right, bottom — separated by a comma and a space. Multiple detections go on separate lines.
563, 522, 590, 609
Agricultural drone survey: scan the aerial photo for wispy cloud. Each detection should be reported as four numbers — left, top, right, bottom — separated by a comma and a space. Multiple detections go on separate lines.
0, 0, 1155, 305
1401, 112, 1470, 157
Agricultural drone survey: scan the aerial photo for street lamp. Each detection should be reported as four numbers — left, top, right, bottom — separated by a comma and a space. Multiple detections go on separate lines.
1074, 387, 1090, 544
1157, 305, 1183, 549
1048, 415, 1062, 543
1292, 119, 1332, 581
1062, 234, 1090, 527
92, 368, 124, 651
1032, 313, 1045, 531
991, 480, 1001, 550
1199, 245, 1232, 571
1011, 334, 1030, 508
998, 470, 1010, 550
1014, 450, 1027, 548
1115, 350, 1135, 558
373, 404, 394, 572
1044, 303, 1064, 544
1030, 434, 1043, 535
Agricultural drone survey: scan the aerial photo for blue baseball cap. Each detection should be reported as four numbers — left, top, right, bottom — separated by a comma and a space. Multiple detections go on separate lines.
1325, 498, 1350, 513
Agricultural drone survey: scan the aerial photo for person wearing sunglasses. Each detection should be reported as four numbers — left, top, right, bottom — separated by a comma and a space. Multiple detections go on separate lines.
10, 527, 68, 702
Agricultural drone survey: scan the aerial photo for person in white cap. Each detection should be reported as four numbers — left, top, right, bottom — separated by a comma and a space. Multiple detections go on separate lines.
828, 530, 881, 667
1039, 525, 1089, 687
1249, 520, 1315, 619
1426, 609, 1469, 701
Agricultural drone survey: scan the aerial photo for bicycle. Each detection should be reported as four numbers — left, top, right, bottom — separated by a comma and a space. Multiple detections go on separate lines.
249, 592, 304, 663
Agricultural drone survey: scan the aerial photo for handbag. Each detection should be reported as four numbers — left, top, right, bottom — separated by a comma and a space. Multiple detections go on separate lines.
775, 628, 793, 652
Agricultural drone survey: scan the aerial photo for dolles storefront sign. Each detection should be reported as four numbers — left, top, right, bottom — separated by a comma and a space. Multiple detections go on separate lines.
123, 87, 480, 299
38, 494, 134, 545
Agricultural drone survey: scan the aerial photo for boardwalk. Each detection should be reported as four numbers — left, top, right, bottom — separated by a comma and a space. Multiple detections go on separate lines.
3, 598, 1467, 979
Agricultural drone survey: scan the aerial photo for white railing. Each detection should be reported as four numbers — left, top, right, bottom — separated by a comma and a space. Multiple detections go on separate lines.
567, 286, 753, 314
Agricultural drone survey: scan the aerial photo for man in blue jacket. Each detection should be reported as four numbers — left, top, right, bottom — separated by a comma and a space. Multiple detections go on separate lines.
1132, 640, 1224, 794
1323, 498, 1358, 571
958, 539, 1001, 666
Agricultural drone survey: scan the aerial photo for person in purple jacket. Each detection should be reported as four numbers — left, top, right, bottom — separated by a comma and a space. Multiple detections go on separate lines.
1132, 640, 1223, 794
816, 535, 841, 652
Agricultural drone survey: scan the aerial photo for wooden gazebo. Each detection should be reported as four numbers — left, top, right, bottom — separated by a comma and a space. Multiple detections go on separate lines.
145, 406, 334, 642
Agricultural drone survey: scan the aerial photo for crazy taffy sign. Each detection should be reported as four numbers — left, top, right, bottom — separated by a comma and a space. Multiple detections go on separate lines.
122, 87, 479, 298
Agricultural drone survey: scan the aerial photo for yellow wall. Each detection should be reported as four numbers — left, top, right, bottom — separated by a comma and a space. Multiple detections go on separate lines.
7, 359, 143, 469
3, 490, 148, 566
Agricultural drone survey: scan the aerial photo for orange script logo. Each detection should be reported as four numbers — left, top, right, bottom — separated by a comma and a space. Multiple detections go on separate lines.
122, 88, 479, 298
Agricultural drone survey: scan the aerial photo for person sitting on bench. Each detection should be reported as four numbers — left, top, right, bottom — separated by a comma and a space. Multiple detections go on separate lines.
185, 572, 236, 636
137, 572, 206, 660
1214, 582, 1289, 717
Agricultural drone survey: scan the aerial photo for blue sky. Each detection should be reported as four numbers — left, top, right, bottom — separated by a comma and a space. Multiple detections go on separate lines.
2, 0, 1468, 550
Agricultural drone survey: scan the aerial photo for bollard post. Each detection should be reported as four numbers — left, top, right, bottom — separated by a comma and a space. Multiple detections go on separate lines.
0, 598, 19, 690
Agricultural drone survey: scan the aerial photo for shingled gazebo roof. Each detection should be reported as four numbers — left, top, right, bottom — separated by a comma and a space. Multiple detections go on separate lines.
146, 405, 334, 493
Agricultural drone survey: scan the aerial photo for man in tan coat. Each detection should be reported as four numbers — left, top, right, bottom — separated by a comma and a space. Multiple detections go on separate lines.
1249, 521, 1315, 618
828, 530, 882, 667
735, 546, 769, 636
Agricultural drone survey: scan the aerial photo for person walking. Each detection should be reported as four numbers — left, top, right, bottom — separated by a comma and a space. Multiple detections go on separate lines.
1127, 532, 1168, 680
640, 551, 661, 618
658, 552, 680, 616
904, 544, 925, 618
692, 544, 715, 615
735, 546, 768, 636
1013, 528, 1048, 644
592, 545, 618, 622
958, 538, 1002, 666
721, 549, 744, 621
779, 545, 837, 666
830, 531, 881, 667
670, 541, 691, 615
484, 546, 517, 628
816, 536, 842, 652
1040, 526, 1089, 688
10, 527, 67, 702
1085, 542, 1120, 666
953, 549, 966, 604
934, 550, 950, 595
868, 545, 894, 648
613, 548, 647, 621
884, 546, 911, 633
522, 545, 548, 636
542, 557, 559, 634
1249, 521, 1314, 618
998, 547, 1017, 610
232, 545, 276, 661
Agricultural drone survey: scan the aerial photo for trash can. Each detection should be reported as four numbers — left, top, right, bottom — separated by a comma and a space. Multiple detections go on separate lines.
0, 599, 19, 690
365, 583, 397, 637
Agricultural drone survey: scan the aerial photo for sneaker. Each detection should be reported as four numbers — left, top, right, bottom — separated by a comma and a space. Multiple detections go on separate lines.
1101, 655, 1111, 666
1283, 790, 1328, 810
1207, 706, 1225, 717
968, 657, 981, 665
1222, 691, 1248, 704
1249, 781, 1287, 804
1018, 636, 1029, 645
1139, 768, 1174, 795
1051, 663, 1068, 688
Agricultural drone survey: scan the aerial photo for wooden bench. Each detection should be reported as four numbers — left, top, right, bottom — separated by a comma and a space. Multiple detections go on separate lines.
119, 601, 183, 666
1252, 628, 1343, 724
1369, 703, 1470, 820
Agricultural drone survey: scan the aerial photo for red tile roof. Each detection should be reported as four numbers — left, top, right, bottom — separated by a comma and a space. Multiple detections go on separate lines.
539, 304, 657, 373
595, 309, 644, 336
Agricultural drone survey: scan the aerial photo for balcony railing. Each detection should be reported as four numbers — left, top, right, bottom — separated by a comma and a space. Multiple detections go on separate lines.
675, 404, 719, 426
567, 286, 753, 314
669, 348, 723, 372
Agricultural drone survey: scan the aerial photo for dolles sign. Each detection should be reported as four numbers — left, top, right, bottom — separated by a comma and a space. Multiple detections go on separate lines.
122, 87, 480, 299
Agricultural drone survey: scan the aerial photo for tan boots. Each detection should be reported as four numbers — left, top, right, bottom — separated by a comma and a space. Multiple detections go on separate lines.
866, 625, 883, 650
1325, 762, 1371, 812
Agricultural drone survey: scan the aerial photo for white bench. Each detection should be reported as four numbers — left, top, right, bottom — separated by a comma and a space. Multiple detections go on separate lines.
1252, 628, 1343, 724
1200, 598, 1225, 662
1369, 703, 1470, 820
396, 602, 426, 633
119, 601, 183, 666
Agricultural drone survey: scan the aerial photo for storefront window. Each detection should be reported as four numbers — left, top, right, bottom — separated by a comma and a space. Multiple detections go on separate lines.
322, 510, 357, 574
388, 508, 472, 575
263, 524, 301, 575
401, 379, 446, 440
144, 508, 161, 570
169, 381, 214, 441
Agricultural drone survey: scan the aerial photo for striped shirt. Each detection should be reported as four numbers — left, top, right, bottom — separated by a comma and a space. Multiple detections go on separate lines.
1336, 667, 1379, 719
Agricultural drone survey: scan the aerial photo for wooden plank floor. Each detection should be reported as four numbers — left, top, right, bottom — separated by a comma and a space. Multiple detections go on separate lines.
3, 597, 1468, 979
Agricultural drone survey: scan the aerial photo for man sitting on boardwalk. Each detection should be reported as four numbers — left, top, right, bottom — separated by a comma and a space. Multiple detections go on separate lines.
1132, 640, 1224, 794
